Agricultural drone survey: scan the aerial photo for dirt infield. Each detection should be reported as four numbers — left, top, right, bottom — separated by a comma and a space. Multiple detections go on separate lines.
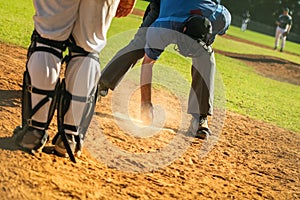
0, 27, 300, 200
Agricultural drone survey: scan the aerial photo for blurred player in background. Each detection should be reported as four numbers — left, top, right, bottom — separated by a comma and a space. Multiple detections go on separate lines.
274, 7, 292, 52
241, 10, 250, 32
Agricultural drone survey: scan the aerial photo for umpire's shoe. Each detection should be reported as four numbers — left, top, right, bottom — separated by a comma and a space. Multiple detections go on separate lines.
14, 126, 49, 153
54, 134, 82, 157
188, 115, 212, 139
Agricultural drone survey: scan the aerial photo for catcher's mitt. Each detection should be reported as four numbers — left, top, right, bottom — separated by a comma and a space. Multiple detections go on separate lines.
115, 0, 136, 18
282, 31, 288, 37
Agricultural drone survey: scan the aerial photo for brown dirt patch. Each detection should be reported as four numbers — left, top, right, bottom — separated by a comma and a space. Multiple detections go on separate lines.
0, 39, 300, 200
215, 49, 300, 85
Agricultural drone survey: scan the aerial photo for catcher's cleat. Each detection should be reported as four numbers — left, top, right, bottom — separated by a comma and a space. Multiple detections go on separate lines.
140, 102, 153, 126
15, 126, 49, 153
54, 134, 81, 157
189, 115, 211, 139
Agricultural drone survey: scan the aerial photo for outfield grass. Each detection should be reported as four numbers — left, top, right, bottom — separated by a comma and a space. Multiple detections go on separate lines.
216, 54, 300, 132
0, 0, 34, 47
135, 0, 151, 10
0, 0, 299, 132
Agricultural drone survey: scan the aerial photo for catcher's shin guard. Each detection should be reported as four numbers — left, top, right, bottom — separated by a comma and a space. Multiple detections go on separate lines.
53, 38, 99, 161
18, 70, 60, 131
53, 79, 98, 162
18, 29, 66, 130
14, 71, 59, 151
14, 30, 66, 150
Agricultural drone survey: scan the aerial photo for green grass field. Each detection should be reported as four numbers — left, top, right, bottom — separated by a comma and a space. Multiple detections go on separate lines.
0, 0, 299, 132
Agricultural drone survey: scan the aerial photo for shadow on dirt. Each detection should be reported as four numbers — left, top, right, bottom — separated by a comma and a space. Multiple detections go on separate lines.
0, 135, 20, 151
0, 89, 21, 107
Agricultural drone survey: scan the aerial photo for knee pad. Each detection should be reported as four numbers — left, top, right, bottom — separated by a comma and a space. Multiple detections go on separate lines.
21, 70, 60, 130
27, 30, 67, 60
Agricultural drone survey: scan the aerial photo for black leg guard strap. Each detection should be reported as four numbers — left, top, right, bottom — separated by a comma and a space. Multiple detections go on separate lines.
56, 79, 76, 163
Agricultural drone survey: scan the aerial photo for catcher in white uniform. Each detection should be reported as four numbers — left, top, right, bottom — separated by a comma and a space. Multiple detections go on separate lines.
13, 0, 136, 161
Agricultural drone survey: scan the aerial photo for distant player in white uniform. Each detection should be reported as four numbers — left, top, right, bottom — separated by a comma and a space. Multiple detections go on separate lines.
241, 10, 250, 32
14, 0, 136, 161
274, 7, 292, 52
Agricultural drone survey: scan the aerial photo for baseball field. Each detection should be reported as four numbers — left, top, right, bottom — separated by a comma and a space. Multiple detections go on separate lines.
0, 1, 299, 199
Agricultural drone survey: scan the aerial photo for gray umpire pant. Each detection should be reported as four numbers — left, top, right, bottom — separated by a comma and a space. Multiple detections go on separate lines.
145, 24, 215, 119
189, 51, 215, 118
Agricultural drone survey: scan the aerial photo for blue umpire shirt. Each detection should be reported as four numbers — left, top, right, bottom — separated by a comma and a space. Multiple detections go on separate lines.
157, 0, 218, 22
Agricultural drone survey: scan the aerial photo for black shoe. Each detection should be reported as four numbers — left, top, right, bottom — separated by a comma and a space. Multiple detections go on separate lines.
280, 48, 283, 52
15, 126, 49, 153
189, 115, 211, 139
